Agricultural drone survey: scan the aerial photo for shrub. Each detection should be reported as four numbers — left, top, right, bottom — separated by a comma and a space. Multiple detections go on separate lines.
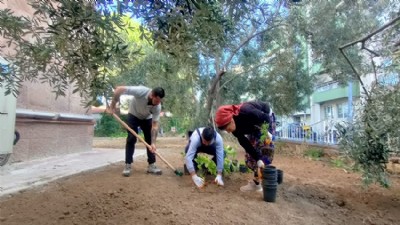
94, 113, 127, 137
336, 85, 400, 188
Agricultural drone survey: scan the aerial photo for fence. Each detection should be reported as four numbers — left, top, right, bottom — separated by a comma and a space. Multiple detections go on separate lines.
276, 124, 338, 145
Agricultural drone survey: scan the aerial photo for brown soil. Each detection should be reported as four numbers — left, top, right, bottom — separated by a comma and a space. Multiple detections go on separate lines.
1, 137, 399, 225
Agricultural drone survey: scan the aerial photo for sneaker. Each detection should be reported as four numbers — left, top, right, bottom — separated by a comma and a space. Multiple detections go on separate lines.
240, 180, 262, 192
122, 164, 131, 177
147, 163, 162, 175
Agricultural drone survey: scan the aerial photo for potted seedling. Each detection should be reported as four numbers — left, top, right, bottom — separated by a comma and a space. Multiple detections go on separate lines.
195, 154, 217, 177
231, 159, 239, 172
224, 145, 238, 173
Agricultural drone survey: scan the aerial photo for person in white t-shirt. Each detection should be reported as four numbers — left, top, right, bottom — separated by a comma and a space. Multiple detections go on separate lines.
109, 86, 165, 176
185, 127, 225, 188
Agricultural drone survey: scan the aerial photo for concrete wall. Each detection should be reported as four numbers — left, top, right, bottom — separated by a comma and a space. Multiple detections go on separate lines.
1, 0, 94, 163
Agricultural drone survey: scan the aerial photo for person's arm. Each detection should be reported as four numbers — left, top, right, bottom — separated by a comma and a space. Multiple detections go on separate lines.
150, 120, 159, 151
150, 105, 161, 152
185, 135, 201, 175
151, 121, 159, 143
215, 134, 225, 175
233, 131, 261, 161
214, 134, 225, 186
109, 86, 128, 111
185, 134, 205, 188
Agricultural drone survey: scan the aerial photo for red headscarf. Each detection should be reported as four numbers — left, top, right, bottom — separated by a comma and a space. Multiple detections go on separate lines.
215, 104, 243, 127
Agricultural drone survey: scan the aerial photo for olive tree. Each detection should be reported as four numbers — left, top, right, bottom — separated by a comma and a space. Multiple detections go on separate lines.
337, 15, 400, 187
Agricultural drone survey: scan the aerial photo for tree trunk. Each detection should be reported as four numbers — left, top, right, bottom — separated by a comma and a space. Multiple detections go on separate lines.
205, 70, 224, 121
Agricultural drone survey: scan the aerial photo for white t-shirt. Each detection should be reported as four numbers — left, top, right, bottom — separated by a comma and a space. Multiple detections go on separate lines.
124, 86, 161, 121
184, 127, 225, 174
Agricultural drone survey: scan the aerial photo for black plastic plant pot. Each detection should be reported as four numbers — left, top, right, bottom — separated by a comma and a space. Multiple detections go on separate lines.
262, 183, 278, 188
262, 180, 278, 186
239, 164, 248, 173
264, 165, 276, 171
262, 172, 277, 177
262, 166, 277, 177
263, 185, 277, 203
277, 169, 283, 184
262, 174, 278, 182
263, 177, 277, 185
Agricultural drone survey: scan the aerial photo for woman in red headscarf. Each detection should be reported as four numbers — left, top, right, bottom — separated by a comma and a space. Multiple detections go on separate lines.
215, 101, 275, 192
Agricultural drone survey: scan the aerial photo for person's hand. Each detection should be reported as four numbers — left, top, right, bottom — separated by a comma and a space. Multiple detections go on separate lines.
214, 174, 224, 186
105, 107, 114, 114
191, 174, 205, 188
257, 160, 265, 168
265, 132, 272, 145
149, 144, 157, 153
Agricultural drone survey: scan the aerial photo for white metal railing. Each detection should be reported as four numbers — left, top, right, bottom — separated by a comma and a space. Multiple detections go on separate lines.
275, 120, 339, 145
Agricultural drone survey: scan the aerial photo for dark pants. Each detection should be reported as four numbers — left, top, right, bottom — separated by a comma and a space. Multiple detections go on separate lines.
125, 113, 155, 164
185, 140, 217, 171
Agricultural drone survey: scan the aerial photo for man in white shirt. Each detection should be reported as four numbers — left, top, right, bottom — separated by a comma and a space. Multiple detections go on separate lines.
109, 86, 165, 176
185, 127, 225, 188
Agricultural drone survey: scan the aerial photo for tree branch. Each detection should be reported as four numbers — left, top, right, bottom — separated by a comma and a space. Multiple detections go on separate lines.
339, 47, 370, 98
209, 23, 283, 96
339, 16, 400, 49
218, 49, 279, 92
371, 56, 378, 83
221, 1, 284, 71
362, 42, 380, 57
218, 63, 273, 92
338, 15, 400, 99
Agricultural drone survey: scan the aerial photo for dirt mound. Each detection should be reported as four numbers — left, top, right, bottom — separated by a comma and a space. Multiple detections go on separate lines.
1, 137, 399, 225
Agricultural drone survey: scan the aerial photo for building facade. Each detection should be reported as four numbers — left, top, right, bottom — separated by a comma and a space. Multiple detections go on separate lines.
0, 0, 94, 164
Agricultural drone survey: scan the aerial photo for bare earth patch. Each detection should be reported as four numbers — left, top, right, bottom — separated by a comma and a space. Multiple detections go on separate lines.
0, 137, 399, 225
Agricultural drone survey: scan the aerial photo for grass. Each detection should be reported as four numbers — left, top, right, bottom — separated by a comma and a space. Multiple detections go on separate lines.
331, 158, 346, 168
304, 147, 324, 160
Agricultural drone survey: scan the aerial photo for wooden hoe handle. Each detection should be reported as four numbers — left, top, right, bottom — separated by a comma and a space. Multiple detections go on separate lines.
111, 113, 178, 172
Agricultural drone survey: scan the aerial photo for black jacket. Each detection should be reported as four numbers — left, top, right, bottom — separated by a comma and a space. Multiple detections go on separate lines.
232, 101, 271, 161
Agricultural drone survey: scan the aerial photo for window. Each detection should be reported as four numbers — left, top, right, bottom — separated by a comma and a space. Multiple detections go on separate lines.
337, 102, 348, 119
324, 105, 333, 119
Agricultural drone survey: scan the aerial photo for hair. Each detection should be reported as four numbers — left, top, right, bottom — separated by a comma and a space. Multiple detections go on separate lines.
152, 87, 165, 98
202, 127, 215, 142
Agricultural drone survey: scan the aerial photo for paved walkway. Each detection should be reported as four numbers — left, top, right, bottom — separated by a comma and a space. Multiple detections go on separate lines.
0, 148, 145, 198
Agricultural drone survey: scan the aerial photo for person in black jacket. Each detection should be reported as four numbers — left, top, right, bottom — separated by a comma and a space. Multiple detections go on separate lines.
215, 101, 276, 192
